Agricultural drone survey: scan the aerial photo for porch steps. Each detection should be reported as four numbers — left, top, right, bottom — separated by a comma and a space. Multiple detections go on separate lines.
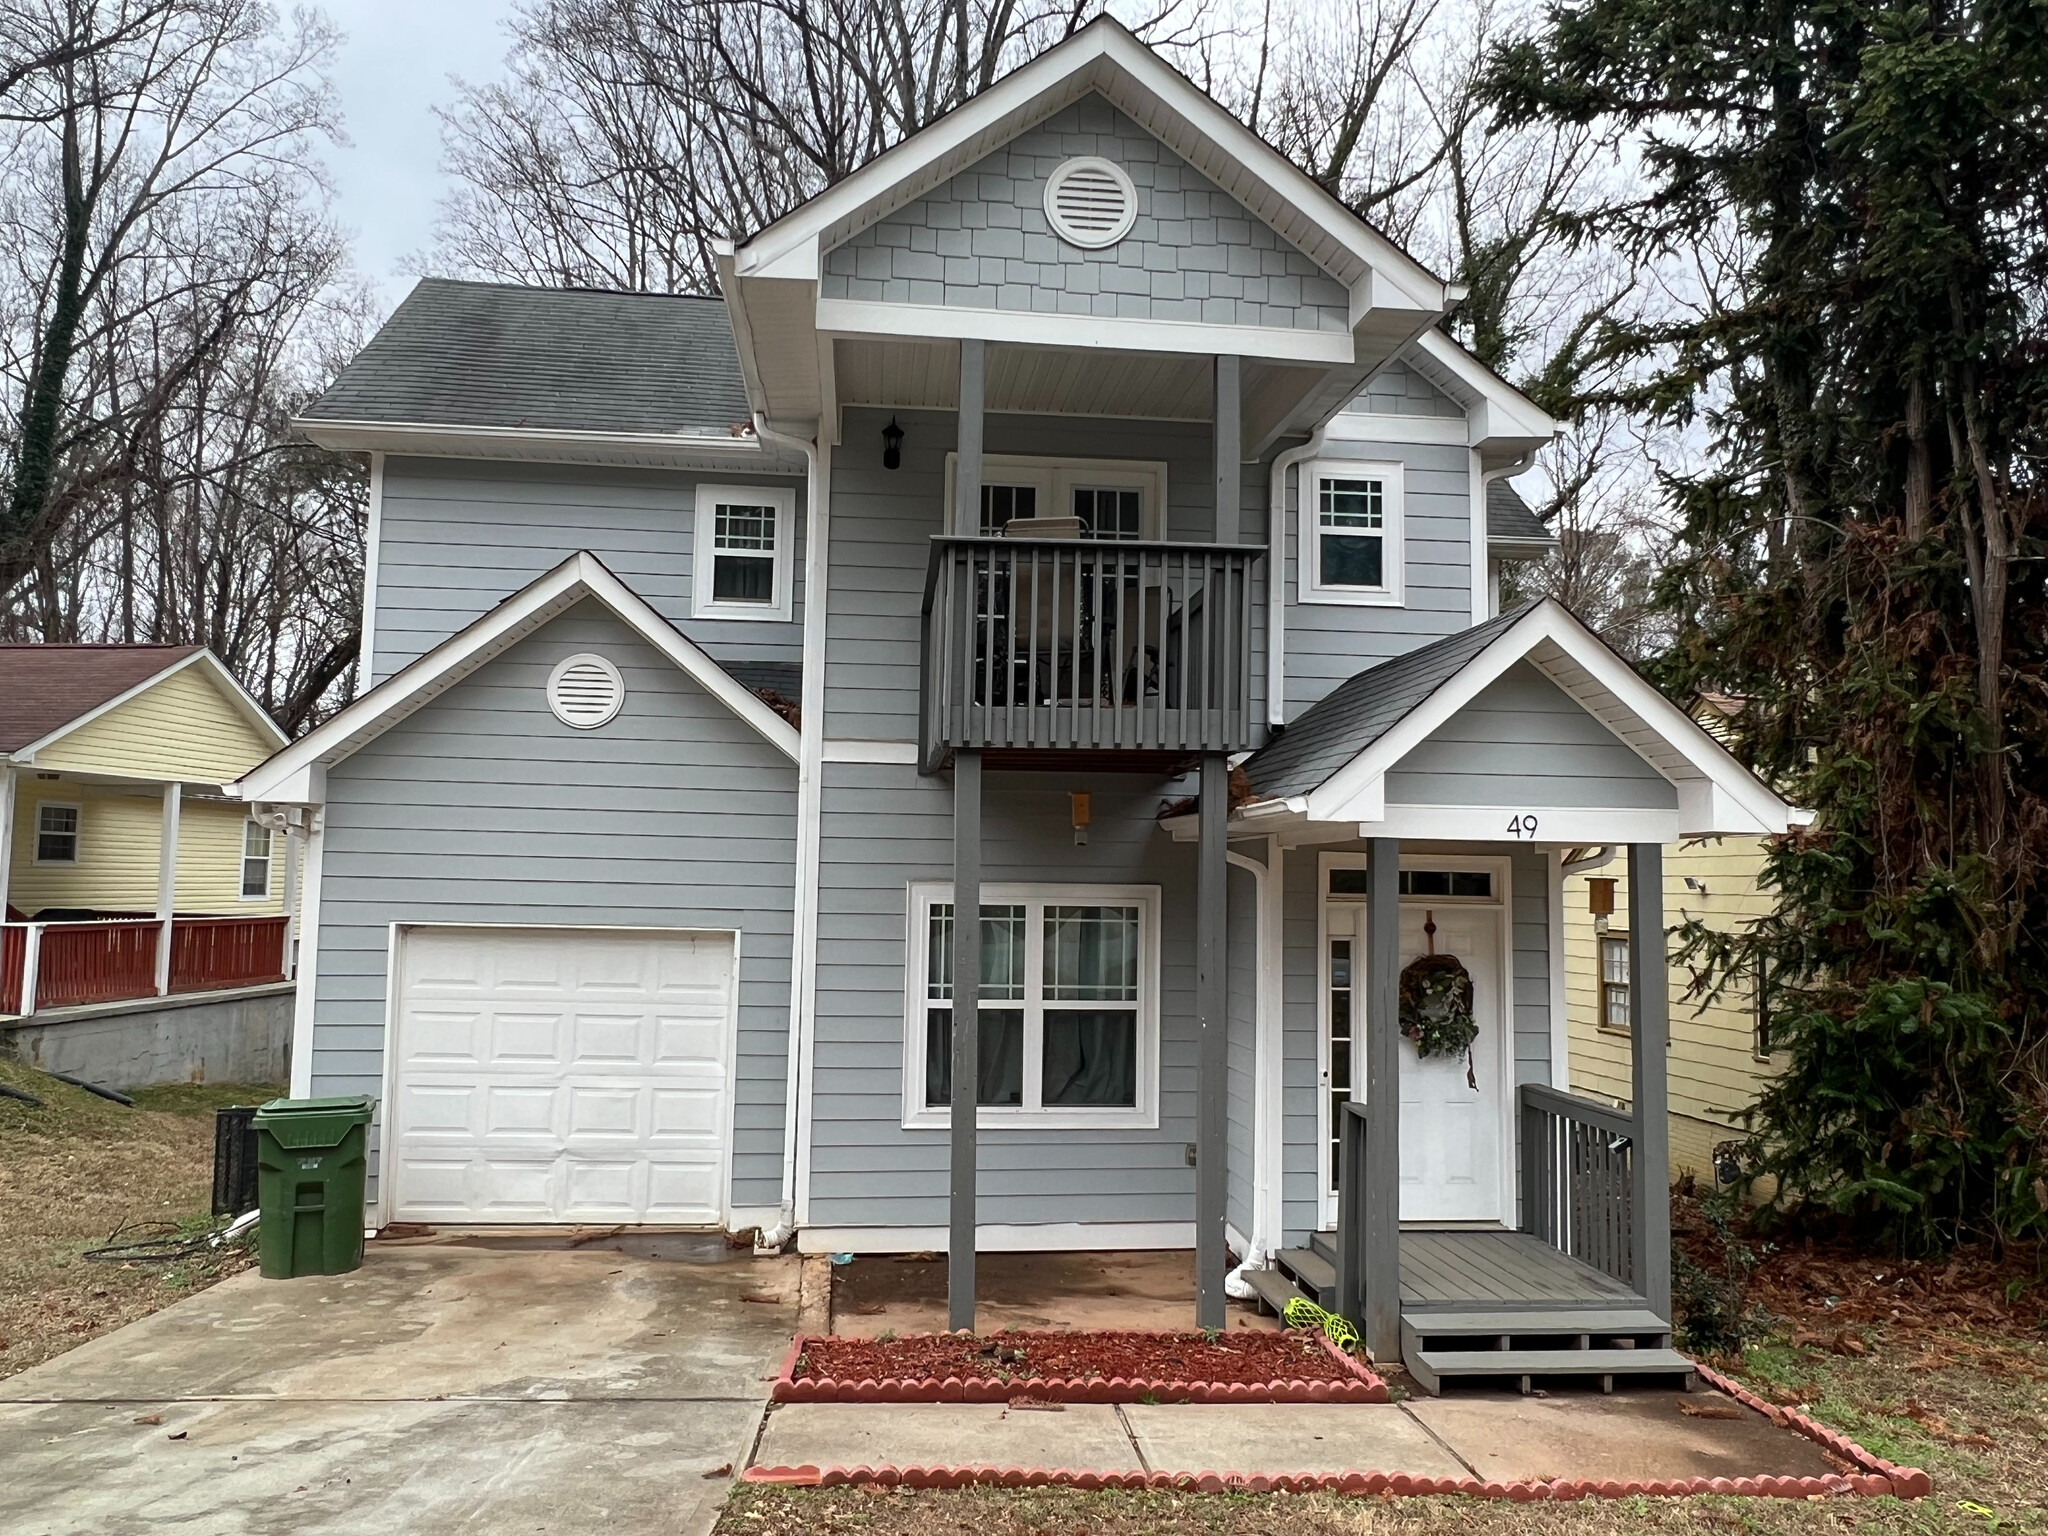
1272, 1246, 1336, 1307
1402, 1310, 1692, 1396
1240, 1266, 1308, 1318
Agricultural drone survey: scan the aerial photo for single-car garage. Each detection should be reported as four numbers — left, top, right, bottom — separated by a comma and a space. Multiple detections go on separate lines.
385, 925, 737, 1226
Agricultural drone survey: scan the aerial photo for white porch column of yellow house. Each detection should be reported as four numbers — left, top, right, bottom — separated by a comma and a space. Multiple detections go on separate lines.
154, 782, 181, 995
0, 761, 15, 918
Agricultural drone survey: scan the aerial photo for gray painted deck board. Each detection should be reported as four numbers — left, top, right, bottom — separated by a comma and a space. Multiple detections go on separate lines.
1398, 1230, 1641, 1310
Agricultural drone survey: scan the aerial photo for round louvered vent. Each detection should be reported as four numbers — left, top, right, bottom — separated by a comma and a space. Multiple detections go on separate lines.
547, 653, 624, 729
1044, 156, 1137, 249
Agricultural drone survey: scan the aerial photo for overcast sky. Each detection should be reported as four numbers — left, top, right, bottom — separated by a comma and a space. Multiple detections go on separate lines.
320, 0, 521, 309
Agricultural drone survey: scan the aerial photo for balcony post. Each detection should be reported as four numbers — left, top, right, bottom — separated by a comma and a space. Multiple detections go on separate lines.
958, 338, 985, 531
948, 748, 982, 1333
1627, 842, 1672, 1316
155, 782, 180, 996
1213, 355, 1240, 544
1195, 751, 1229, 1330
1362, 836, 1402, 1361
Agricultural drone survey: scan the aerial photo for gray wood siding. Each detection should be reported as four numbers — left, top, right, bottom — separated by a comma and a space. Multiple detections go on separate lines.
372, 456, 806, 685
826, 405, 1267, 741
310, 601, 797, 1212
1226, 859, 1257, 1242
809, 762, 1205, 1228
821, 95, 1349, 333
1281, 439, 1473, 720
1386, 662, 1677, 810
1275, 840, 1553, 1247
1342, 360, 1463, 419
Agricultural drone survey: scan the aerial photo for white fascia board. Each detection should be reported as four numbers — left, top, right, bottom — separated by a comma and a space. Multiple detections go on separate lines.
1355, 804, 1685, 845
13, 649, 286, 761
816, 297, 1355, 366
1325, 413, 1469, 447
1302, 601, 1799, 836
734, 19, 1450, 313
232, 553, 799, 803
718, 249, 772, 425
1405, 329, 1558, 445
293, 417, 792, 473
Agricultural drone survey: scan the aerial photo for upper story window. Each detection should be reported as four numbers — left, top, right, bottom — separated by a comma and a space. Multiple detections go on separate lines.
949, 455, 1166, 541
902, 881, 1160, 1130
241, 820, 273, 899
693, 483, 796, 622
35, 802, 80, 864
1299, 460, 1404, 606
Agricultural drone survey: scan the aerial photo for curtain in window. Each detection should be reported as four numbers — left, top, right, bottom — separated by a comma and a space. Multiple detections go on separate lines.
1042, 1009, 1136, 1104
923, 1008, 1026, 1106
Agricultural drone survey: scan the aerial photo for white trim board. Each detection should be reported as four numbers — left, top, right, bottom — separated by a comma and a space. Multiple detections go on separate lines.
233, 551, 801, 803
822, 740, 918, 764
797, 1221, 1196, 1254
294, 418, 807, 473
819, 298, 1356, 366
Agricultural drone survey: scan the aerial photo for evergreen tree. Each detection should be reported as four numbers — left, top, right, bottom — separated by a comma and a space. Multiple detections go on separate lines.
1486, 0, 2047, 1247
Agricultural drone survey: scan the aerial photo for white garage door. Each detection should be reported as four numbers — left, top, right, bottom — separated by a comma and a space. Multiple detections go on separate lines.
389, 927, 734, 1225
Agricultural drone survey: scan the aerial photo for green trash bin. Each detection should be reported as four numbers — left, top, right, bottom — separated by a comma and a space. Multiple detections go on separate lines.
253, 1096, 374, 1278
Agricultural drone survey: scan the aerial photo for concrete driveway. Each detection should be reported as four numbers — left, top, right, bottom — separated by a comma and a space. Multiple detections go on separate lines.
0, 1232, 799, 1535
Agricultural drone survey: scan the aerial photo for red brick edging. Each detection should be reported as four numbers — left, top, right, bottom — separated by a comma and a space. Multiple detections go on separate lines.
769, 1330, 1390, 1405
747, 1354, 1931, 1501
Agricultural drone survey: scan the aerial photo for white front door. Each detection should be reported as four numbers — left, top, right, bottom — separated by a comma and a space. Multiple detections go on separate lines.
1322, 877, 1510, 1226
388, 926, 735, 1226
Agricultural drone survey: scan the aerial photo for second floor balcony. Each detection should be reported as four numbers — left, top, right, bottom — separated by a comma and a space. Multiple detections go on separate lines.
919, 534, 1260, 772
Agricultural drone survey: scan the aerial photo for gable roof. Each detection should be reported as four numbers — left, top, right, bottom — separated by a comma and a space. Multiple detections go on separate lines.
0, 645, 285, 761
1239, 600, 1801, 837
233, 553, 800, 804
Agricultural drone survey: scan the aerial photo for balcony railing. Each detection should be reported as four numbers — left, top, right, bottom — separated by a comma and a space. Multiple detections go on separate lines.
919, 535, 1259, 771
1, 915, 291, 1017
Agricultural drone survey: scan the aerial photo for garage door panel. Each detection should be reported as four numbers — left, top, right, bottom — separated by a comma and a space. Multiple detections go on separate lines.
391, 929, 733, 1225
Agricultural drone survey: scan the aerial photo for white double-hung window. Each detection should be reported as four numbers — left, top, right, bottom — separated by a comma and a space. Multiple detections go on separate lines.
902, 882, 1159, 1129
692, 483, 796, 621
1299, 460, 1403, 605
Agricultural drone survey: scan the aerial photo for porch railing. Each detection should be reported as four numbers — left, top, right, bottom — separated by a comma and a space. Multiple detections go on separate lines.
1518, 1081, 1637, 1290
1, 915, 290, 1018
1333, 1100, 1371, 1325
919, 535, 1259, 772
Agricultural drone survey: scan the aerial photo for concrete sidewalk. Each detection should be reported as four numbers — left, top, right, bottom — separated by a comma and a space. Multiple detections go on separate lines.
0, 1234, 797, 1536
752, 1390, 1845, 1486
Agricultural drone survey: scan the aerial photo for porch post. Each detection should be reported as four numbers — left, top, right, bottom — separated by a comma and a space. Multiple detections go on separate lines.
155, 782, 181, 995
1627, 842, 1673, 1319
0, 762, 14, 918
1213, 354, 1240, 544
1195, 751, 1229, 1329
948, 747, 982, 1332
957, 338, 985, 528
1362, 836, 1402, 1361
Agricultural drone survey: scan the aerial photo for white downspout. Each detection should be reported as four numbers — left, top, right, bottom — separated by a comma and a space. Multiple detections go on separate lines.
1266, 426, 1327, 729
1223, 844, 1283, 1295
1476, 451, 1539, 620
752, 414, 824, 1254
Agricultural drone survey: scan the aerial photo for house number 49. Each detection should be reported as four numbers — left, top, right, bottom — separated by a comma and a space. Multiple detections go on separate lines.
1506, 814, 1540, 839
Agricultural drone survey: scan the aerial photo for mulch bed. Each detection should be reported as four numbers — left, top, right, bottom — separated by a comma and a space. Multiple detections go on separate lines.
775, 1328, 1388, 1403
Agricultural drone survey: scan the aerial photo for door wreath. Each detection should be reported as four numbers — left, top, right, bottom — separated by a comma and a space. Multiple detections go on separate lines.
1398, 910, 1478, 1089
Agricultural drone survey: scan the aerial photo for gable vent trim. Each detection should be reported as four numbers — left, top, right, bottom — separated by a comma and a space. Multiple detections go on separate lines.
547, 653, 625, 729
1044, 157, 1137, 249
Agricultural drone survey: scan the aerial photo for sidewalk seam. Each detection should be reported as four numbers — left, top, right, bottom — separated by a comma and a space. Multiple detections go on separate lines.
1112, 1404, 1152, 1473
1397, 1401, 1480, 1479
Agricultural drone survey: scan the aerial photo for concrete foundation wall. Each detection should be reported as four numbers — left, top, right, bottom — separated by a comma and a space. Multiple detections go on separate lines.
2, 982, 294, 1089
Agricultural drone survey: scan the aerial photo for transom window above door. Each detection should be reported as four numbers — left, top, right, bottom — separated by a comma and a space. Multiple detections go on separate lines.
950, 454, 1166, 541
902, 881, 1160, 1129
1299, 459, 1404, 606
692, 483, 796, 622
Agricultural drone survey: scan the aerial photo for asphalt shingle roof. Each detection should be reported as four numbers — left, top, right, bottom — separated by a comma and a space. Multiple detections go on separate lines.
1241, 605, 1534, 801
301, 279, 752, 436
1487, 479, 1552, 544
0, 645, 200, 753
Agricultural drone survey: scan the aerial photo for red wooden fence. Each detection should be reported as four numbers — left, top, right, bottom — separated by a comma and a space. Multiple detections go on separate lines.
1, 925, 24, 1014
0, 915, 290, 1015
169, 916, 290, 993
33, 921, 159, 1009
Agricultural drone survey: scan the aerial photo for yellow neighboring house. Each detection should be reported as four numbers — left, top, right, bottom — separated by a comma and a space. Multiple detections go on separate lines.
1561, 697, 1788, 1181
0, 644, 294, 948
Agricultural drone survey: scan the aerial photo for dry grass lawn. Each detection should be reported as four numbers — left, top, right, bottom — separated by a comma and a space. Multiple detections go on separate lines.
722, 1319, 2048, 1535
0, 1057, 278, 1380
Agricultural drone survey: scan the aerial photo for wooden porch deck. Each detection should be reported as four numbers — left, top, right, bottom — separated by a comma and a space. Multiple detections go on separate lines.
1398, 1228, 1644, 1313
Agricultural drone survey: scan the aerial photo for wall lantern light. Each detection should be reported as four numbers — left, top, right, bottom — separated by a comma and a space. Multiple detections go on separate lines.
882, 416, 904, 470
1070, 790, 1091, 846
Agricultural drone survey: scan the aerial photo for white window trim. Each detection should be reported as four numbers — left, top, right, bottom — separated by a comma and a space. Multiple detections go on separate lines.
692, 482, 796, 622
33, 800, 81, 866
901, 880, 1161, 1131
945, 454, 1168, 540
1298, 458, 1405, 607
240, 818, 273, 902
